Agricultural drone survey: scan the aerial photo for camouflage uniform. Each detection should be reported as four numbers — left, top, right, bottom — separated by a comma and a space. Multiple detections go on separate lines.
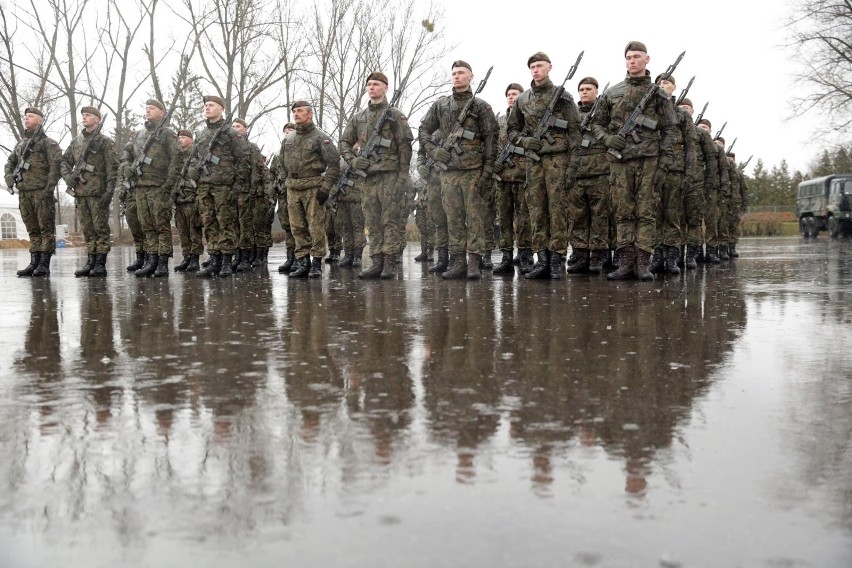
331, 176, 366, 260
340, 96, 413, 276
721, 157, 746, 252
279, 121, 341, 267
122, 187, 145, 256
591, 70, 676, 277
250, 150, 275, 264
704, 142, 731, 260
729, 164, 748, 252
270, 154, 295, 249
493, 111, 531, 273
684, 124, 719, 265
416, 134, 450, 272
4, 125, 61, 256
172, 145, 204, 258
233, 140, 264, 256
418, 88, 498, 278
413, 177, 434, 257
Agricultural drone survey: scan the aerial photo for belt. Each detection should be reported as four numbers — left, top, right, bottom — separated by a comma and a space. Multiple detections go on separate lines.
289, 171, 323, 179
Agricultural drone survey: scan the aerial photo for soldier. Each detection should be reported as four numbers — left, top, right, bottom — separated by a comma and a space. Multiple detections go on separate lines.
704, 131, 731, 262
278, 100, 341, 278
418, 60, 498, 279
592, 41, 676, 280
726, 152, 748, 258
172, 129, 203, 272
120, 99, 179, 277
649, 75, 696, 275
412, 176, 434, 263
4, 107, 61, 277
273, 122, 298, 272
339, 72, 412, 279
493, 83, 533, 275
715, 136, 735, 261
251, 147, 276, 269
567, 77, 611, 275
507, 52, 581, 280
231, 117, 267, 271
678, 100, 718, 269
417, 131, 450, 274
186, 95, 249, 278
61, 106, 118, 277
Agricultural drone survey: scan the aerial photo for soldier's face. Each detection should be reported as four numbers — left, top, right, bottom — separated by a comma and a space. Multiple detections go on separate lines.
204, 102, 223, 121
81, 112, 100, 130
178, 135, 192, 149
529, 61, 551, 84
366, 80, 387, 101
232, 122, 247, 137
658, 79, 675, 96
293, 106, 312, 125
698, 123, 711, 134
625, 50, 650, 77
506, 89, 521, 108
23, 113, 42, 131
679, 104, 693, 116
714, 139, 724, 149
578, 83, 597, 105
146, 105, 164, 122
283, 127, 295, 136
451, 67, 473, 90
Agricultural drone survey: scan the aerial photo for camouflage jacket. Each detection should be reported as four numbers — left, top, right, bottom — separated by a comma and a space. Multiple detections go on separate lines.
190, 117, 250, 186
234, 139, 264, 194
590, 71, 676, 166
4, 128, 62, 192
340, 98, 413, 174
727, 161, 748, 205
713, 143, 731, 198
279, 122, 341, 191
418, 88, 498, 172
119, 120, 179, 189
670, 106, 697, 180
693, 126, 719, 193
496, 111, 527, 183
507, 78, 581, 171
253, 144, 274, 201
577, 102, 608, 179
172, 146, 196, 204
60, 129, 118, 197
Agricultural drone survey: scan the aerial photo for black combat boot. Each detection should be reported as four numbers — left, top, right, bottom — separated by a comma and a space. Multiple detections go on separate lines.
279, 248, 296, 273
18, 252, 41, 277
635, 249, 654, 281
513, 251, 521, 265
480, 251, 493, 270
126, 251, 145, 272
566, 248, 579, 271
549, 251, 565, 280
236, 248, 252, 272
174, 254, 191, 272
246, 246, 258, 266
219, 253, 234, 277
492, 250, 514, 274
325, 249, 339, 264
602, 250, 614, 271
251, 247, 265, 268
607, 246, 635, 280
32, 252, 52, 277
567, 248, 590, 274
685, 245, 699, 270
196, 253, 221, 277
467, 253, 482, 279
381, 254, 398, 279
290, 255, 310, 278
648, 247, 665, 275
154, 254, 170, 277
414, 243, 430, 262
428, 246, 449, 273
308, 256, 323, 278
718, 245, 729, 261
729, 243, 739, 258
186, 254, 200, 272
352, 247, 363, 268
75, 253, 96, 277
664, 246, 681, 275
524, 250, 551, 280
135, 253, 157, 277
519, 248, 534, 274
338, 249, 354, 268
441, 253, 467, 280
359, 253, 384, 279
706, 246, 721, 264
589, 250, 606, 275
89, 253, 108, 277
230, 249, 242, 271
396, 249, 404, 264
696, 245, 706, 263
610, 249, 620, 269
201, 256, 211, 268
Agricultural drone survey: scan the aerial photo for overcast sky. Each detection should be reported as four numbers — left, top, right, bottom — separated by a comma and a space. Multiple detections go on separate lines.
435, 0, 817, 174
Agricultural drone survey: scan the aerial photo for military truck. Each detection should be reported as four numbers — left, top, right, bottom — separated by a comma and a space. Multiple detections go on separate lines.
796, 174, 852, 238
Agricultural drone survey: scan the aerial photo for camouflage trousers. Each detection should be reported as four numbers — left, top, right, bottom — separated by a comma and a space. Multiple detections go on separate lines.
174, 200, 204, 255
253, 194, 275, 249
526, 152, 570, 253
76, 193, 112, 254
288, 185, 328, 258
718, 193, 737, 245
683, 179, 705, 247
611, 157, 659, 253
235, 190, 254, 249
481, 186, 497, 251
395, 196, 409, 253
334, 190, 366, 251
728, 198, 743, 244
360, 172, 402, 255
703, 189, 721, 247
276, 192, 295, 249
124, 189, 145, 253
655, 170, 685, 248
137, 185, 173, 256
326, 208, 342, 252
427, 176, 448, 249
496, 179, 531, 251
19, 188, 56, 253
567, 174, 610, 251
414, 202, 433, 248
439, 169, 487, 255
198, 183, 237, 255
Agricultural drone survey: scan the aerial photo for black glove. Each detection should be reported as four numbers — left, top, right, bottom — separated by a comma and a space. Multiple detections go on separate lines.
317, 189, 329, 206
604, 134, 627, 151
351, 156, 371, 171
430, 147, 451, 164
4, 177, 14, 190
417, 164, 431, 180
62, 175, 76, 188
518, 137, 543, 152
186, 166, 200, 181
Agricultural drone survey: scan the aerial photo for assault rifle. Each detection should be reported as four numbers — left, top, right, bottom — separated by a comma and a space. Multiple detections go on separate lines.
675, 76, 695, 107
740, 155, 753, 172
726, 137, 737, 154
124, 105, 175, 190
714, 121, 727, 141
326, 80, 408, 212
197, 110, 236, 178
693, 101, 708, 125
425, 65, 494, 173
66, 114, 107, 197
609, 51, 685, 160
9, 118, 46, 195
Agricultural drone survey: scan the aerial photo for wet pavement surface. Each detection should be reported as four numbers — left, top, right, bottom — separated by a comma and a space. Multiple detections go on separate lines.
0, 238, 851, 568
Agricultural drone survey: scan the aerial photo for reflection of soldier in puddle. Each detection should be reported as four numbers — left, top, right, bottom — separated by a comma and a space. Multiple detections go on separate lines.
79, 280, 118, 428
421, 285, 501, 483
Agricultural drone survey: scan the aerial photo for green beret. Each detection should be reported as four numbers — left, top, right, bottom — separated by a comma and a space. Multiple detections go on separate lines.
80, 106, 101, 119
146, 99, 165, 111
697, 118, 712, 129
366, 72, 388, 85
291, 100, 312, 110
654, 73, 675, 87
577, 76, 599, 90
679, 98, 693, 108
715, 136, 725, 145
527, 52, 551, 67
625, 41, 647, 55
203, 95, 226, 109
505, 83, 524, 96
283, 122, 296, 131
177, 129, 193, 139
451, 60, 472, 71
24, 107, 44, 118
232, 117, 248, 128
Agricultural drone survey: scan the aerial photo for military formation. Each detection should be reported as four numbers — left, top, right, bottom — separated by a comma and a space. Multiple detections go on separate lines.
5, 41, 749, 282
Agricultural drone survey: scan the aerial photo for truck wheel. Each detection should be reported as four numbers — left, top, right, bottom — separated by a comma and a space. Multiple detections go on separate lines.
800, 217, 810, 238
827, 216, 841, 238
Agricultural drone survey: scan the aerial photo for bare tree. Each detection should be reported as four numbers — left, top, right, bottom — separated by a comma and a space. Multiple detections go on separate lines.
271, 0, 308, 131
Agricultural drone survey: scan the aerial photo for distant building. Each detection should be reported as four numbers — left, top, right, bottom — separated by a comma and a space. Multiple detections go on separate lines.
0, 184, 30, 241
